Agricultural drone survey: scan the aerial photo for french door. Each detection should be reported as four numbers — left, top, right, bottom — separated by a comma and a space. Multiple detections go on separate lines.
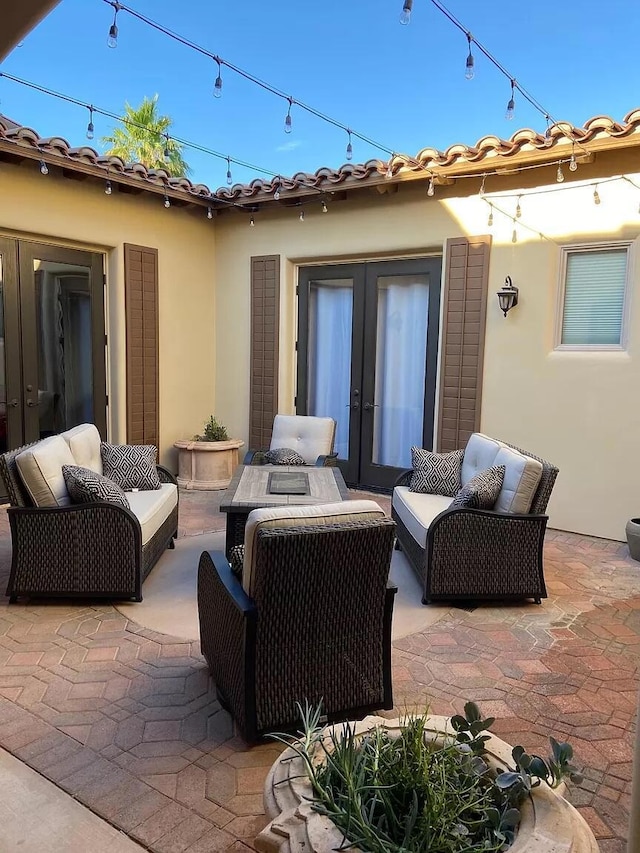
0, 237, 106, 456
297, 257, 442, 490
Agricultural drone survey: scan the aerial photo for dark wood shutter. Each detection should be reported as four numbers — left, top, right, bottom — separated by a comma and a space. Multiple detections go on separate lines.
437, 236, 491, 452
124, 244, 159, 447
249, 255, 280, 449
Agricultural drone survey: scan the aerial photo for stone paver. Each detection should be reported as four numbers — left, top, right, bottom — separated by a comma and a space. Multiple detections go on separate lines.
0, 489, 637, 850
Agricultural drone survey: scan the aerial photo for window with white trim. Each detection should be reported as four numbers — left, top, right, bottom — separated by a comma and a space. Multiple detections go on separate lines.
558, 245, 630, 349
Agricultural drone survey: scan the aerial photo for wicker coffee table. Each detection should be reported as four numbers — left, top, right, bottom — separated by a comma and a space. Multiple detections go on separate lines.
220, 464, 349, 557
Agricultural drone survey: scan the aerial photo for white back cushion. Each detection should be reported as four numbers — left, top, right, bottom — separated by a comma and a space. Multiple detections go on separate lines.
61, 423, 102, 474
270, 415, 335, 464
493, 446, 543, 514
16, 435, 75, 507
461, 433, 501, 485
242, 499, 384, 596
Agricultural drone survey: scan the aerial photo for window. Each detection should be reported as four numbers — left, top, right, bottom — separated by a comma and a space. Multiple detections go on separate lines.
559, 245, 630, 349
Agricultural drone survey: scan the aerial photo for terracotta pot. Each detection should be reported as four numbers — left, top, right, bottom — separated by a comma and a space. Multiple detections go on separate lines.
173, 438, 244, 490
255, 715, 600, 853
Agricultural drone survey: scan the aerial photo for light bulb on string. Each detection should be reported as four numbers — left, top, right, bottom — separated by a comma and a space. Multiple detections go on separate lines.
284, 98, 293, 134
479, 175, 486, 196
465, 34, 475, 80
544, 116, 553, 146
487, 204, 493, 227
107, 2, 120, 48
593, 185, 601, 205
321, 201, 328, 213
164, 194, 171, 208
556, 163, 565, 183
213, 58, 223, 98
299, 209, 305, 222
569, 152, 578, 172
273, 179, 281, 201
207, 206, 213, 220
399, 0, 412, 25
39, 159, 48, 175
249, 215, 255, 227
427, 177, 435, 197
105, 179, 112, 195
86, 106, 94, 140
386, 160, 393, 179
226, 156, 233, 186
505, 80, 515, 120
163, 135, 171, 161
346, 130, 353, 161
515, 196, 522, 218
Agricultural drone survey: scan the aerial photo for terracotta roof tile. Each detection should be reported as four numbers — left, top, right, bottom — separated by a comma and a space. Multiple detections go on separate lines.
0, 109, 639, 208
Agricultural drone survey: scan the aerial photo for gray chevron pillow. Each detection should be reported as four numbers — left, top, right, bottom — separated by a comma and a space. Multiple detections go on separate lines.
449, 465, 506, 510
264, 447, 306, 465
62, 465, 130, 509
409, 447, 464, 497
100, 442, 161, 491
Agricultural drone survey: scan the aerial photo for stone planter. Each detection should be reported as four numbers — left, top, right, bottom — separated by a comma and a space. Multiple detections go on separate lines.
173, 438, 244, 490
256, 715, 600, 853
626, 518, 640, 562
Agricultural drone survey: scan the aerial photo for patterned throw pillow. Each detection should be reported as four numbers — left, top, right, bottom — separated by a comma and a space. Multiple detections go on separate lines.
100, 442, 161, 491
449, 465, 506, 511
409, 447, 464, 497
62, 465, 130, 509
264, 447, 306, 465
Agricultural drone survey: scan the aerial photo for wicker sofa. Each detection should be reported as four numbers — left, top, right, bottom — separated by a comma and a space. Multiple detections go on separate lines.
198, 500, 397, 742
0, 424, 178, 603
392, 433, 559, 605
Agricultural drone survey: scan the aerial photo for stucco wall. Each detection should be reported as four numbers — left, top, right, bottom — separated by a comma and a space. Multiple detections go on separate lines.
0, 161, 217, 468
214, 173, 640, 542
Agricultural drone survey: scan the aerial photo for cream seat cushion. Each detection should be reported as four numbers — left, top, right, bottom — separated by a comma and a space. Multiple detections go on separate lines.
242, 499, 384, 596
126, 483, 178, 546
391, 487, 452, 549
16, 435, 75, 507
61, 423, 102, 475
270, 415, 335, 464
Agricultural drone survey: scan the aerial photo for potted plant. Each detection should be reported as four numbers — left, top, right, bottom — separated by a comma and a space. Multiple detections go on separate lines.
256, 703, 599, 853
173, 416, 244, 490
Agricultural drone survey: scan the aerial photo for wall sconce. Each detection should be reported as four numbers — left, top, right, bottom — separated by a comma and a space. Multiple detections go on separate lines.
497, 276, 519, 317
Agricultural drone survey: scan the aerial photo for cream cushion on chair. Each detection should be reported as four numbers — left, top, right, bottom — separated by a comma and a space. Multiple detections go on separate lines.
391, 488, 452, 548
242, 499, 384, 596
16, 435, 75, 507
61, 423, 103, 475
127, 484, 178, 546
270, 415, 335, 464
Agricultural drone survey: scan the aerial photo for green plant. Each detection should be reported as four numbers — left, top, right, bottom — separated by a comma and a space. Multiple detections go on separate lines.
272, 701, 582, 853
195, 416, 229, 442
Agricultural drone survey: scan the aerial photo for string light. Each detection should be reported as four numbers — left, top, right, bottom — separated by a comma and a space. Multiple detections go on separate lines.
39, 159, 49, 175
163, 134, 171, 161
164, 193, 170, 208
569, 149, 578, 172
107, 1, 121, 48
284, 98, 293, 134
465, 34, 475, 80
105, 179, 112, 194
427, 176, 435, 197
479, 174, 486, 195
544, 116, 553, 146
505, 80, 515, 120
556, 163, 565, 183
346, 130, 353, 161
515, 196, 522, 218
213, 57, 223, 98
593, 185, 601, 205
386, 160, 394, 179
249, 215, 255, 226
274, 179, 281, 200
400, 0, 413, 25
207, 206, 213, 219
299, 208, 305, 222
487, 203, 493, 226
86, 106, 94, 140
226, 156, 232, 186
321, 201, 328, 213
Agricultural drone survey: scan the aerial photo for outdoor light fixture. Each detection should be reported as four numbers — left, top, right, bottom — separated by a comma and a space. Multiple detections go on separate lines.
107, 2, 121, 48
497, 276, 518, 317
213, 58, 223, 98
346, 130, 353, 161
86, 107, 95, 140
284, 98, 293, 134
465, 34, 475, 79
39, 159, 49, 175
399, 0, 413, 25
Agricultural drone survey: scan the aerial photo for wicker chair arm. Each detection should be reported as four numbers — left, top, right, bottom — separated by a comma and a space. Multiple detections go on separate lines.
315, 453, 339, 467
428, 506, 548, 542
157, 465, 177, 485
393, 469, 413, 488
243, 450, 266, 465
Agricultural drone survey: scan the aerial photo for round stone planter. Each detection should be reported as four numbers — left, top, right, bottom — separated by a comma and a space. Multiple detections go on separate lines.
173, 438, 244, 490
626, 518, 640, 562
255, 715, 600, 853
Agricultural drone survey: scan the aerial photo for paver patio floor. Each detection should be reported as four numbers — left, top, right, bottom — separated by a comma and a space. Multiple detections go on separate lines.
0, 487, 637, 852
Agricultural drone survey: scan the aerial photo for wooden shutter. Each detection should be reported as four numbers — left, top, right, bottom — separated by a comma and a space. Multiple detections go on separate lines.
249, 255, 280, 449
124, 244, 159, 447
437, 236, 491, 452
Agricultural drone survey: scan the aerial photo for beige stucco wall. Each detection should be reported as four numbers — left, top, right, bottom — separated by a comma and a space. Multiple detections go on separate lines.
0, 160, 217, 468
214, 169, 640, 542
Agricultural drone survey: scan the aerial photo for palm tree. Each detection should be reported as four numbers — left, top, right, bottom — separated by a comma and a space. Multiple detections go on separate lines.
102, 95, 190, 177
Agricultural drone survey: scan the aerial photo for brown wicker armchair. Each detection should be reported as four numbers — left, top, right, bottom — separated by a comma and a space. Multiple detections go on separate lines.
392, 437, 559, 605
0, 441, 178, 603
198, 503, 397, 742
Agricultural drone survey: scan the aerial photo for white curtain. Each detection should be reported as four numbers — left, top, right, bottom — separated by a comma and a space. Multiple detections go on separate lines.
373, 277, 429, 468
308, 283, 352, 459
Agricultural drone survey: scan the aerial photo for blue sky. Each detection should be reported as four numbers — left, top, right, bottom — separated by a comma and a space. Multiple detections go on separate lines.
0, 0, 636, 191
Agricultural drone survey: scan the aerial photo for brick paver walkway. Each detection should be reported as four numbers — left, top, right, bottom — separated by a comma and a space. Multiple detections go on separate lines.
0, 489, 637, 852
